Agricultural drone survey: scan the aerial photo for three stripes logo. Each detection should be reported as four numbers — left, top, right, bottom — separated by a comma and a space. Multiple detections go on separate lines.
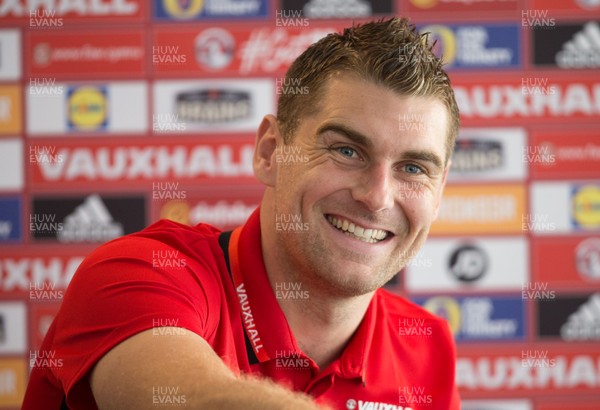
533, 20, 600, 69
560, 293, 600, 340
31, 194, 146, 243
57, 194, 123, 243
555, 21, 600, 68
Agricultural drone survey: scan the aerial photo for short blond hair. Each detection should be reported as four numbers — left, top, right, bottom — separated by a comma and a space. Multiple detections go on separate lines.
277, 18, 460, 163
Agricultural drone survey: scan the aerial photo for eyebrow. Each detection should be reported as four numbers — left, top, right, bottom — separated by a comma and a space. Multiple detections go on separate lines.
317, 122, 444, 171
316, 123, 373, 148
401, 150, 444, 172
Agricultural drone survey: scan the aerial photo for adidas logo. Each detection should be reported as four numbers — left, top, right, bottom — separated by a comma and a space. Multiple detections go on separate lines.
560, 293, 600, 340
556, 21, 600, 68
56, 194, 123, 243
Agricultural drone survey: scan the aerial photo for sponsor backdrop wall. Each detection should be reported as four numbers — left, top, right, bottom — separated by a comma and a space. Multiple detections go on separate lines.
0, 0, 599, 408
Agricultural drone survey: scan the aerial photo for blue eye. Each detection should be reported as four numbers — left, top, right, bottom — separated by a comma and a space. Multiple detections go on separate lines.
405, 164, 423, 174
337, 146, 356, 158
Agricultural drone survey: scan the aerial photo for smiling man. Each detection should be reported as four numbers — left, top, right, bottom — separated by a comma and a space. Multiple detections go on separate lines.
23, 18, 460, 410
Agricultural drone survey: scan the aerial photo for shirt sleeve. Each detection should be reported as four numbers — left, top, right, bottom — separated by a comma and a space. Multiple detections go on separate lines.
48, 234, 222, 404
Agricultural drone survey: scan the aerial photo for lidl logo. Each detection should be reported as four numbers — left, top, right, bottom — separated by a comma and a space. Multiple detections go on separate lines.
572, 185, 600, 230
67, 86, 108, 131
161, 0, 204, 19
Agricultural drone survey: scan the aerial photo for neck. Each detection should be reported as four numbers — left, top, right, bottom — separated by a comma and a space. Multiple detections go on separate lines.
277, 286, 372, 370
259, 205, 374, 370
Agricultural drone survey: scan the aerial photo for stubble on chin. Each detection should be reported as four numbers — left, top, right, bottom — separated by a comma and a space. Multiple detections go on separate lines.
281, 229, 401, 298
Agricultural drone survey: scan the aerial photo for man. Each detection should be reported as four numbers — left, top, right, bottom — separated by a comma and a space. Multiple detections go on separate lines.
23, 18, 461, 409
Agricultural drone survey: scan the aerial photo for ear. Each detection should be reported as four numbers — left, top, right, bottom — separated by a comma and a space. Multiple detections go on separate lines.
253, 114, 282, 187
432, 159, 451, 221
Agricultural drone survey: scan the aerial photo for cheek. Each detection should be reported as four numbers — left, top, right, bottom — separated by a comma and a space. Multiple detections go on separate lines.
302, 169, 346, 196
400, 195, 437, 227
276, 167, 333, 209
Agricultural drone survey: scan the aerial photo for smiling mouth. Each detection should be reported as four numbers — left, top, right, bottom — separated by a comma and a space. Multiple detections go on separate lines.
326, 215, 391, 244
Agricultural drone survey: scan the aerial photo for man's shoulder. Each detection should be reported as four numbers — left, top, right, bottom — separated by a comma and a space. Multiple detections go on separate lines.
85, 219, 224, 266
133, 219, 222, 246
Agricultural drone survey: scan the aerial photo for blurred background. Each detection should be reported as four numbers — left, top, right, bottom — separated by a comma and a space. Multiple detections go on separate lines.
0, 0, 599, 408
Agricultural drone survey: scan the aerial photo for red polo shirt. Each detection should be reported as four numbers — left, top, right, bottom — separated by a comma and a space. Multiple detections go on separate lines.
23, 208, 460, 410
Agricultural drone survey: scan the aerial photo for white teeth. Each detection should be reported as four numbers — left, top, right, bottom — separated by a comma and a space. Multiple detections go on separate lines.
326, 216, 389, 243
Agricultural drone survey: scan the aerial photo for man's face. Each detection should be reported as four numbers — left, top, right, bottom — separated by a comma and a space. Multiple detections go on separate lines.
266, 74, 450, 297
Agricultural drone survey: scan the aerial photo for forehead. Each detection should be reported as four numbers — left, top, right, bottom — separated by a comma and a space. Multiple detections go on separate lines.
308, 75, 449, 156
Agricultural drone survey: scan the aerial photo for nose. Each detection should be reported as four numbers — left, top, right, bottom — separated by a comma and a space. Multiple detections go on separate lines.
351, 163, 395, 212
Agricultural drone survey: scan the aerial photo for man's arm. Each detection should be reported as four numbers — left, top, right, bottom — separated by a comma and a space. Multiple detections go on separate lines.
90, 327, 324, 409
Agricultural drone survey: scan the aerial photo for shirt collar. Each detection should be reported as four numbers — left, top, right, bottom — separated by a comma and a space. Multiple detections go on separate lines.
236, 207, 379, 383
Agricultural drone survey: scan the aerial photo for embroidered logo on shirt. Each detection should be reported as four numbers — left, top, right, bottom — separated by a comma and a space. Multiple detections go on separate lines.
346, 399, 413, 410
